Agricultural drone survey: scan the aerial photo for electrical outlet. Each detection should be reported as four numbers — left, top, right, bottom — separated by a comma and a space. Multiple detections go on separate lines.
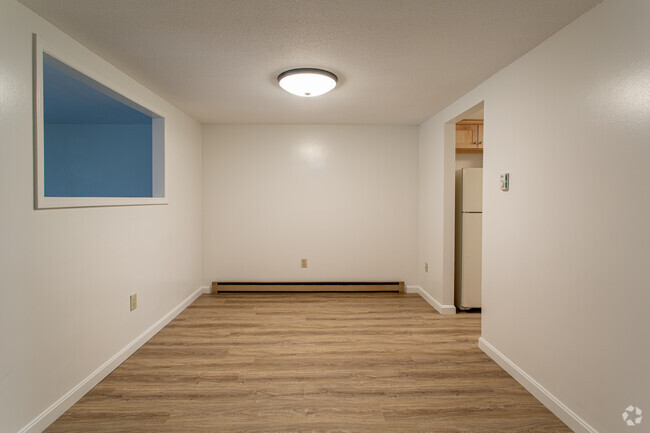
301, 258, 308, 269
425, 262, 428, 272
130, 293, 137, 311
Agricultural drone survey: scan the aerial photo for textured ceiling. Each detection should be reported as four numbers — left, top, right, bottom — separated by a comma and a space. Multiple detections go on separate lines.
21, 0, 602, 125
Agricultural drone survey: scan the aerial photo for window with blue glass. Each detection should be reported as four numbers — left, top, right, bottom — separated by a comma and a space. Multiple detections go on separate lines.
37, 50, 164, 206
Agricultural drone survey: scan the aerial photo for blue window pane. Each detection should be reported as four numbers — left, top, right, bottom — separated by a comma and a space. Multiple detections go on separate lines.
43, 54, 154, 198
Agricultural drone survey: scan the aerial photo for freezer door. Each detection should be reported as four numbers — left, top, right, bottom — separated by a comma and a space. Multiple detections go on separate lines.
462, 168, 483, 212
460, 212, 482, 308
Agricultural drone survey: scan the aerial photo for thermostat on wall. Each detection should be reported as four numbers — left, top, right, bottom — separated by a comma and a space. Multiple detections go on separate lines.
499, 173, 510, 191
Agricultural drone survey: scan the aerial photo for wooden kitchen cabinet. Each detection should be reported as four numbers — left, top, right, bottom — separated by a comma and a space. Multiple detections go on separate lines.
456, 120, 483, 153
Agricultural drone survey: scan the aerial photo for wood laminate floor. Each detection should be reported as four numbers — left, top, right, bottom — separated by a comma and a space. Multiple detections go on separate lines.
46, 293, 571, 432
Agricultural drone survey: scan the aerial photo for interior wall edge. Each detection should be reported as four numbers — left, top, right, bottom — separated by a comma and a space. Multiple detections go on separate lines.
406, 285, 456, 315
0, 3, 204, 431
418, 2, 648, 431
478, 338, 599, 433
17, 286, 207, 433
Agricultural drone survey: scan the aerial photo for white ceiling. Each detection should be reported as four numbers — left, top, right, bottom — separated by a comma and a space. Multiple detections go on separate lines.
21, 0, 601, 125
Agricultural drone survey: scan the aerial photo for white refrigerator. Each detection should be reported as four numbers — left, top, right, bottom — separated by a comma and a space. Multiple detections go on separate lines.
455, 168, 482, 310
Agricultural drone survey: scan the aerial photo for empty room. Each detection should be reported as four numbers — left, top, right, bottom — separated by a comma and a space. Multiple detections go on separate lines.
1, 0, 648, 432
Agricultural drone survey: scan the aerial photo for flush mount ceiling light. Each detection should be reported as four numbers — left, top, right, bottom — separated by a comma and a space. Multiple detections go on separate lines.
277, 68, 338, 97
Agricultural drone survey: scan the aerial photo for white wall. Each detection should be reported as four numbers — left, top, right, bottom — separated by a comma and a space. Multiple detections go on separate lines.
418, 0, 649, 432
455, 153, 483, 170
418, 119, 447, 304
203, 125, 418, 284
0, 2, 203, 432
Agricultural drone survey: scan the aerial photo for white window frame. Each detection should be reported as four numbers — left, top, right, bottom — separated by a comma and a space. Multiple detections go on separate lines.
33, 34, 167, 209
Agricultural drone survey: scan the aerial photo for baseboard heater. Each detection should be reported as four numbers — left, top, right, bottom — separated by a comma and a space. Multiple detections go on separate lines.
212, 281, 404, 294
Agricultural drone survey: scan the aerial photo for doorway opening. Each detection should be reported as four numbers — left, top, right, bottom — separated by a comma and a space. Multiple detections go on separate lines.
443, 102, 484, 316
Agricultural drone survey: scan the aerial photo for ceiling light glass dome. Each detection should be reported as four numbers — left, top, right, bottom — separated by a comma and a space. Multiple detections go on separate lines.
277, 68, 338, 97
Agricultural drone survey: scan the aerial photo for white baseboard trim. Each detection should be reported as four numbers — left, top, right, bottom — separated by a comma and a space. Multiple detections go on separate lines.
478, 337, 598, 433
406, 285, 456, 315
19, 285, 207, 433
405, 284, 419, 294
201, 284, 212, 294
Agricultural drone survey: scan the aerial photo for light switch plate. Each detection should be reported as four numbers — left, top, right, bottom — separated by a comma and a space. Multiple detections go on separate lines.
499, 173, 510, 191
